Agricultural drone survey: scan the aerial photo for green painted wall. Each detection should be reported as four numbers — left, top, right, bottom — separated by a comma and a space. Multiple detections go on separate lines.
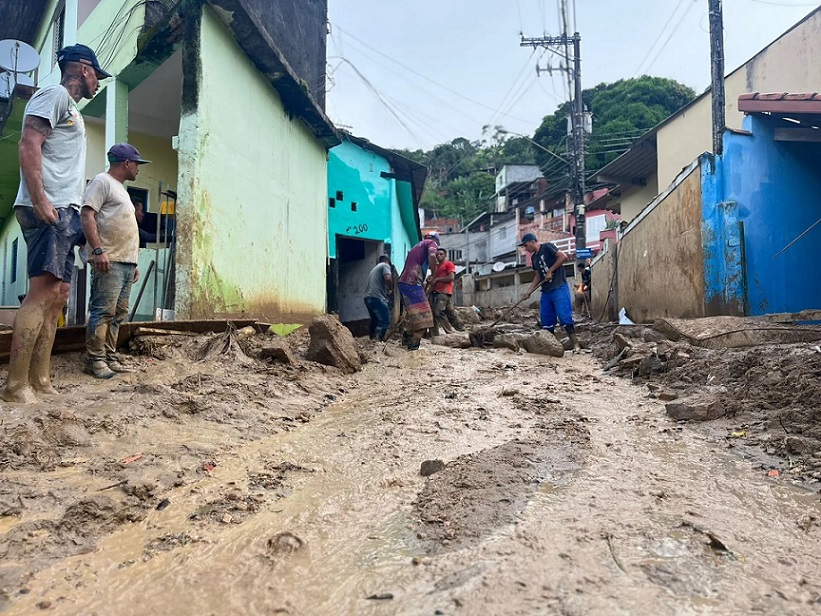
176, 6, 328, 322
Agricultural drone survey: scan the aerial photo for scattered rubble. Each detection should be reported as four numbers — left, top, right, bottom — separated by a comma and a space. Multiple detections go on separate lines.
665, 395, 726, 422
520, 331, 565, 357
420, 459, 446, 476
305, 315, 362, 373
432, 333, 472, 349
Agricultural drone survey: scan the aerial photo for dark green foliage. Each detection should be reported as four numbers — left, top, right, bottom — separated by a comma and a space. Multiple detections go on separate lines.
399, 76, 695, 221
533, 76, 696, 175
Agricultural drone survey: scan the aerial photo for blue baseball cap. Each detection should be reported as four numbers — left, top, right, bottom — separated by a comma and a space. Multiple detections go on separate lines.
56, 44, 112, 79
107, 143, 151, 164
518, 233, 538, 246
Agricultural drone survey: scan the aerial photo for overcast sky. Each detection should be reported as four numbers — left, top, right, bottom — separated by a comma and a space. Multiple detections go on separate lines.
325, 0, 818, 150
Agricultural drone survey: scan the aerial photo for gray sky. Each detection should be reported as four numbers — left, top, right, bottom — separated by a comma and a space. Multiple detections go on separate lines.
326, 0, 818, 150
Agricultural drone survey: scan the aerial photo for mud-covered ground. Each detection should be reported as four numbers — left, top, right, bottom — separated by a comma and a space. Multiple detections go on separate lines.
1, 317, 821, 615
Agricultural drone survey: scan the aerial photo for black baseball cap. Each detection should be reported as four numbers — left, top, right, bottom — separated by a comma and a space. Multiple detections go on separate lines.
56, 44, 112, 79
518, 233, 538, 246
107, 143, 151, 164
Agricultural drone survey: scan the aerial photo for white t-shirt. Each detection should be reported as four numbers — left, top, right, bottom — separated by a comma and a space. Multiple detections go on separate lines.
15, 85, 87, 209
83, 173, 140, 264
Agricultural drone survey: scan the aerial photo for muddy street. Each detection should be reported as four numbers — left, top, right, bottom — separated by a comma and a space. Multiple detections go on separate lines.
1, 327, 821, 615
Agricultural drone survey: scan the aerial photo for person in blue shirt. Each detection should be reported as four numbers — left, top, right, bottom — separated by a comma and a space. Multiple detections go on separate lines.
519, 233, 582, 352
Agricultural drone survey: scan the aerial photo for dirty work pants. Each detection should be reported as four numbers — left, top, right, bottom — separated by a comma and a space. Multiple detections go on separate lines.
364, 296, 391, 341
431, 292, 463, 335
86, 262, 136, 361
540, 284, 575, 335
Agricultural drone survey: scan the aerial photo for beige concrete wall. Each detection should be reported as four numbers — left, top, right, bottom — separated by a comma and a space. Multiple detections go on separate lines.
656, 10, 821, 188
127, 133, 178, 211
83, 123, 177, 212
616, 165, 705, 322
619, 173, 659, 223
590, 244, 616, 322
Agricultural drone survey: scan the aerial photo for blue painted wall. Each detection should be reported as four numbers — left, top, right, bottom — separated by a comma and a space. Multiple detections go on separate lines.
327, 138, 418, 271
328, 140, 392, 256
714, 116, 821, 315
701, 154, 745, 316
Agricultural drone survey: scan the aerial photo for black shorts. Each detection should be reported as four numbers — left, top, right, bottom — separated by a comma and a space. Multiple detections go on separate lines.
16, 206, 84, 283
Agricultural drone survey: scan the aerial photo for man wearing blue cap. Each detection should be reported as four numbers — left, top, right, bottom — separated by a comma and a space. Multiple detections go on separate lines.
81, 144, 150, 378
2, 44, 111, 403
519, 233, 582, 352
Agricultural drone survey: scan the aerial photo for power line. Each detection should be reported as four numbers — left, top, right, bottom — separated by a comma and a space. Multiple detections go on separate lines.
641, 0, 699, 75
487, 49, 539, 128
633, 0, 689, 76
333, 24, 533, 124
332, 57, 429, 148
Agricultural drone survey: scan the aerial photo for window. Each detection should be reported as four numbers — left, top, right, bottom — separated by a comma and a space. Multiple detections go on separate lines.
329, 197, 336, 208
52, 8, 65, 67
336, 190, 344, 201
448, 250, 463, 261
351, 202, 357, 212
10, 238, 18, 284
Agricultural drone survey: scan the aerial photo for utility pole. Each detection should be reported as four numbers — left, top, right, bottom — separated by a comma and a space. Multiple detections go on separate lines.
521, 32, 587, 253
708, 0, 725, 156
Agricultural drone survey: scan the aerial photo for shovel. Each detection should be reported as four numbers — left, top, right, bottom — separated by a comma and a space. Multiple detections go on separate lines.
489, 296, 530, 327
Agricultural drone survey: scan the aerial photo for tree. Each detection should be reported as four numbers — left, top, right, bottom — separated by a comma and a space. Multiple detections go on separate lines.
532, 76, 696, 176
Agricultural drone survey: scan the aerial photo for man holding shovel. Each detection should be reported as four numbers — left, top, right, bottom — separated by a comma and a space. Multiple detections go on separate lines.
519, 233, 582, 352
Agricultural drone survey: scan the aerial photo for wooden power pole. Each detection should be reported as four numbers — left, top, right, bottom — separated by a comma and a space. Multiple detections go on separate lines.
708, 0, 725, 155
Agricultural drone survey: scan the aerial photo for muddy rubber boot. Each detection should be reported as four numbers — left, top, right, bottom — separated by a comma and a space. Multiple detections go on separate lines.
85, 360, 116, 380
553, 330, 565, 347
569, 333, 583, 353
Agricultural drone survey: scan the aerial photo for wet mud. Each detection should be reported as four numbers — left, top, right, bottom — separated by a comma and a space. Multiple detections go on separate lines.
0, 321, 820, 614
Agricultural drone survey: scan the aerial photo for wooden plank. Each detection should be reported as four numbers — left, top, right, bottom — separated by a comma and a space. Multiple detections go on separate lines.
132, 327, 199, 337
0, 319, 261, 363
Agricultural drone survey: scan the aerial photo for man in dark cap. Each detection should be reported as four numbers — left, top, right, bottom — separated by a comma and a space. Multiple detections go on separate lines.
81, 144, 150, 378
2, 44, 110, 403
519, 233, 582, 352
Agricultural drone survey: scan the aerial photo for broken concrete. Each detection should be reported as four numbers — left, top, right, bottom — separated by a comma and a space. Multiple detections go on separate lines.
432, 333, 472, 349
665, 395, 726, 421
654, 316, 821, 349
521, 331, 565, 357
305, 316, 361, 374
492, 335, 521, 352
258, 338, 297, 364
455, 307, 482, 325
420, 459, 446, 477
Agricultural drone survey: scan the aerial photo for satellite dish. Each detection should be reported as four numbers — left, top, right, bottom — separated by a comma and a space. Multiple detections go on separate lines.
0, 72, 11, 100
492, 261, 506, 272
0, 39, 40, 74
14, 74, 34, 87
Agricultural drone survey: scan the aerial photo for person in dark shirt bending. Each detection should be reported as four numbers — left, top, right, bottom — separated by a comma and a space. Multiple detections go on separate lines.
519, 233, 582, 352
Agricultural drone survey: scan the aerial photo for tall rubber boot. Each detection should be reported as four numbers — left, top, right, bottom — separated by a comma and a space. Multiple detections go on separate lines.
568, 332, 583, 353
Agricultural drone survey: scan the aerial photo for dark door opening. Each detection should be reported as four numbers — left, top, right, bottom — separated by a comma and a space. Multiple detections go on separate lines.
333, 236, 385, 335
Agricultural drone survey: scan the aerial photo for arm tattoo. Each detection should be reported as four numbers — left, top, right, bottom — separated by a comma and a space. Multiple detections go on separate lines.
23, 116, 52, 139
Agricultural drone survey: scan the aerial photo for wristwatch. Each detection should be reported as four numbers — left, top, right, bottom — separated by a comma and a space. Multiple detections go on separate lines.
92, 247, 105, 256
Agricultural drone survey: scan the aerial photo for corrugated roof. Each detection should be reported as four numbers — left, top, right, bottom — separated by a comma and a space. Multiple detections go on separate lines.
0, 0, 49, 45
594, 131, 658, 185
738, 92, 821, 115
